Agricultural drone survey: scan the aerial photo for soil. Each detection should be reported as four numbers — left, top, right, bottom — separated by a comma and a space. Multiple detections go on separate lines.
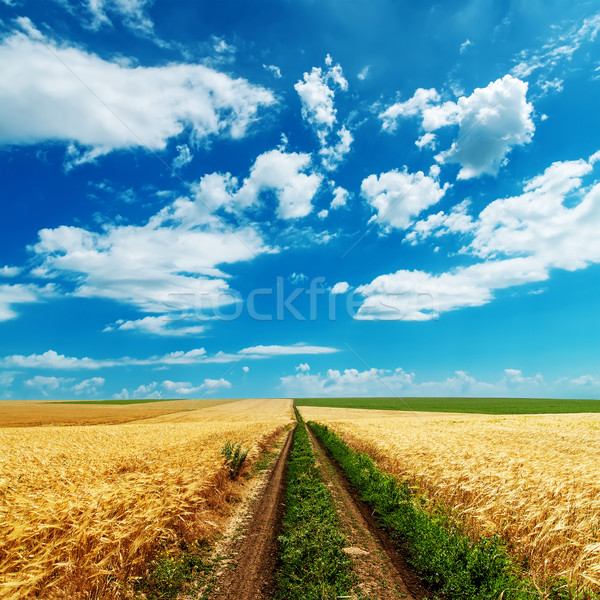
207, 418, 429, 599
207, 424, 295, 600
306, 424, 429, 600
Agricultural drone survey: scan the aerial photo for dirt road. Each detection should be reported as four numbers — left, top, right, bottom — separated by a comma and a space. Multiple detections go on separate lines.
306, 424, 427, 600
208, 415, 426, 599
208, 424, 295, 600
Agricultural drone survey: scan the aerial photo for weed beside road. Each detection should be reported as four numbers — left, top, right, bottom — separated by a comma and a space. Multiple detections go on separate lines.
309, 421, 555, 600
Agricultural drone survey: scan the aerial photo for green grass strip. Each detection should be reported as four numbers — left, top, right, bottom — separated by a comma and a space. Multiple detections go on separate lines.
295, 396, 600, 415
308, 421, 594, 600
275, 414, 353, 599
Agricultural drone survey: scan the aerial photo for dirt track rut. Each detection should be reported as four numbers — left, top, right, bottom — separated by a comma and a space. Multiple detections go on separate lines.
306, 423, 427, 600
209, 417, 426, 599
207, 425, 295, 600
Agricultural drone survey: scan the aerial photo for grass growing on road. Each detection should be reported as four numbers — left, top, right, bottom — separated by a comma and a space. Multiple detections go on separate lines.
275, 415, 353, 599
309, 421, 565, 600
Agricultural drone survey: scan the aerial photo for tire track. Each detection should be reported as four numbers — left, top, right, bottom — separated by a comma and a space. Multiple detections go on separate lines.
306, 423, 428, 600
207, 424, 295, 600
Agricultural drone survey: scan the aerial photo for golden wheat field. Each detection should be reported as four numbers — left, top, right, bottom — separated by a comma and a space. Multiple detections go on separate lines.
0, 398, 294, 600
301, 406, 600, 595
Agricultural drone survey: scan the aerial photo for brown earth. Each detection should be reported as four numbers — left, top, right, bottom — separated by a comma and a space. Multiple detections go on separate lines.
207, 423, 296, 600
207, 414, 428, 600
306, 423, 428, 600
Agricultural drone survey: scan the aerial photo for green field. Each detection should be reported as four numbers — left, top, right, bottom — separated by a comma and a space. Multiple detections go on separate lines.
53, 398, 180, 406
295, 396, 600, 414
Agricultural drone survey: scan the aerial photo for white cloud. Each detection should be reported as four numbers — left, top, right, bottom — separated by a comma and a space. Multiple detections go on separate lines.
380, 76, 534, 179
242, 366, 249, 373
25, 375, 74, 395
357, 151, 600, 320
434, 76, 534, 179
330, 186, 349, 209
407, 199, 475, 245
357, 65, 370, 81
289, 272, 308, 285
281, 365, 548, 398
460, 39, 472, 54
380, 88, 441, 132
295, 363, 310, 372
355, 256, 549, 321
132, 382, 161, 399
331, 281, 349, 295
263, 64, 282, 78
172, 144, 193, 170
512, 13, 600, 79
104, 315, 206, 337
239, 344, 339, 356
236, 149, 323, 218
294, 57, 352, 170
320, 125, 353, 171
0, 266, 21, 277
202, 378, 231, 392
0, 24, 275, 162
361, 168, 449, 230
0, 283, 56, 321
120, 377, 229, 400
185, 149, 322, 220
65, 0, 155, 34
295, 65, 337, 129
415, 132, 437, 150
0, 343, 339, 370
468, 157, 600, 271
317, 209, 329, 219
540, 78, 564, 94
281, 366, 414, 396
161, 377, 230, 395
31, 176, 269, 315
72, 377, 105, 394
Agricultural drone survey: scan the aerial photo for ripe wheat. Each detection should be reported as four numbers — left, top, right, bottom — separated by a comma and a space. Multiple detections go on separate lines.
0, 398, 293, 599
302, 408, 600, 595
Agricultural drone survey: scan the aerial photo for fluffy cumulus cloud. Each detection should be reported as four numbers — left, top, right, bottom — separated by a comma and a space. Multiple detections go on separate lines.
28, 149, 311, 316
380, 76, 534, 179
361, 168, 449, 230
104, 316, 206, 337
281, 366, 415, 396
0, 266, 21, 277
355, 256, 549, 321
330, 186, 349, 209
331, 281, 349, 295
294, 56, 352, 170
25, 375, 73, 394
162, 377, 231, 396
281, 365, 546, 397
406, 199, 474, 245
0, 283, 56, 321
0, 22, 275, 164
32, 220, 263, 315
357, 151, 600, 320
380, 88, 441, 132
435, 76, 534, 179
72, 377, 105, 395
468, 157, 600, 269
236, 149, 323, 218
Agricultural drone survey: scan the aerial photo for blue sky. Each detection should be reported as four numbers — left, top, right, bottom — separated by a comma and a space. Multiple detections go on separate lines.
1, 0, 600, 401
